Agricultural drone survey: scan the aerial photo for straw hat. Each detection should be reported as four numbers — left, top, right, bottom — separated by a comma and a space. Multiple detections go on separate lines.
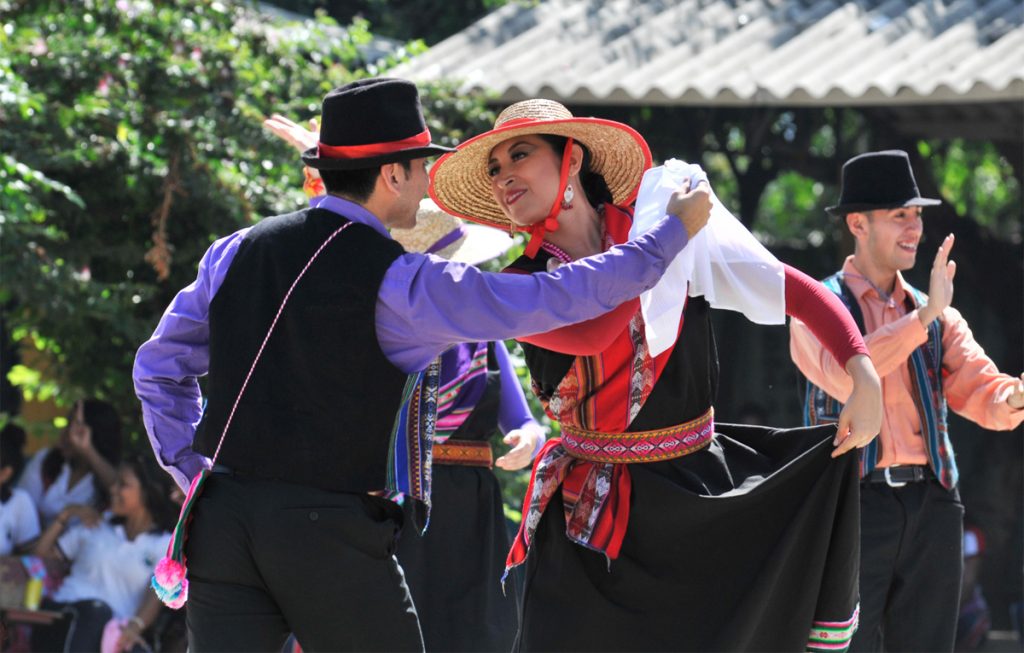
391, 198, 514, 264
428, 99, 652, 230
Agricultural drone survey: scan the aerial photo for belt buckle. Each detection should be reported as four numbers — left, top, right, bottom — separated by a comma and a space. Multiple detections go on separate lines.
884, 467, 907, 488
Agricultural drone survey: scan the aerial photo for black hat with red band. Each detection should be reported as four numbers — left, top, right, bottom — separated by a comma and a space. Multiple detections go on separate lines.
301, 78, 454, 171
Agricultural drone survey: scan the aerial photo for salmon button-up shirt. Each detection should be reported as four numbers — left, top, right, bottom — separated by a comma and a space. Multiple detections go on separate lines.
790, 256, 1023, 469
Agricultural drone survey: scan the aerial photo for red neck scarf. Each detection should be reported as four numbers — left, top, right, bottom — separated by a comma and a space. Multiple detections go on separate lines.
522, 138, 574, 258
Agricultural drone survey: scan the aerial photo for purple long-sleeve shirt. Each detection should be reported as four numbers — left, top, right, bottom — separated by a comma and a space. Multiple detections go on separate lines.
133, 196, 688, 490
491, 341, 537, 436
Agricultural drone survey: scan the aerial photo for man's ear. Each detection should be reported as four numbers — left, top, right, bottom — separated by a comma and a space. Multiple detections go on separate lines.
378, 163, 403, 197
847, 212, 868, 239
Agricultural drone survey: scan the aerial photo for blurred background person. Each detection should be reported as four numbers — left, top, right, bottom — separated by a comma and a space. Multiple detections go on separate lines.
0, 422, 40, 554
955, 519, 992, 652
391, 200, 544, 652
29, 455, 177, 652
18, 399, 122, 527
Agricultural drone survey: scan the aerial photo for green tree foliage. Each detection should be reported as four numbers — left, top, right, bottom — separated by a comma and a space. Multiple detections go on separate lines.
601, 104, 1020, 246
0, 0, 495, 443
918, 139, 1021, 238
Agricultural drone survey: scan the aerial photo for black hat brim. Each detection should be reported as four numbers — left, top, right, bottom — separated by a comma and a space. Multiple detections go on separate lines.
826, 196, 942, 216
302, 144, 454, 171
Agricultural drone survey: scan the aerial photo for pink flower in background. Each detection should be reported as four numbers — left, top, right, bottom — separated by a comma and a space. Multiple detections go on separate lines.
115, 0, 141, 17
97, 74, 113, 97
29, 38, 48, 56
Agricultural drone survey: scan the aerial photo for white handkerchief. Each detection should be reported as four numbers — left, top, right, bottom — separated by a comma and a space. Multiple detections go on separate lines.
629, 159, 785, 357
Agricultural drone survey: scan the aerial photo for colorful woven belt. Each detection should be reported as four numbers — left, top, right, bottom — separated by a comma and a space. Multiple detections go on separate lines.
560, 407, 714, 463
432, 438, 494, 468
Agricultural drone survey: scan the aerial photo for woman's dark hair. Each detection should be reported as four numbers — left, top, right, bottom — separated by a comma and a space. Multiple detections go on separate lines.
320, 160, 411, 202
538, 135, 614, 207
41, 399, 123, 508
117, 454, 179, 533
0, 423, 28, 502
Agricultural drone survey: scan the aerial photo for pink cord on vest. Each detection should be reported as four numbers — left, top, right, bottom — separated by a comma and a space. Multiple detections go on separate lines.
210, 221, 354, 463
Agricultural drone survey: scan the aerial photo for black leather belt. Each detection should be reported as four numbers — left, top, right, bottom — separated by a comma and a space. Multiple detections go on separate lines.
863, 465, 930, 487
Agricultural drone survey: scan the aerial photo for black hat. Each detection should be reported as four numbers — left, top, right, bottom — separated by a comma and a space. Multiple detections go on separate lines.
826, 150, 941, 216
301, 78, 454, 171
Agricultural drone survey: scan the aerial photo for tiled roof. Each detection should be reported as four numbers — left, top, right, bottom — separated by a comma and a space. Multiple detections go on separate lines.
394, 0, 1024, 106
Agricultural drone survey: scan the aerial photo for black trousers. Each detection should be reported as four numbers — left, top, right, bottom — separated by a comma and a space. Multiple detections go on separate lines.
184, 473, 423, 652
851, 478, 964, 652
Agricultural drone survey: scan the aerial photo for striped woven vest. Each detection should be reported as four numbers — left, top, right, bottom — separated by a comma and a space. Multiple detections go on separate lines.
803, 272, 957, 489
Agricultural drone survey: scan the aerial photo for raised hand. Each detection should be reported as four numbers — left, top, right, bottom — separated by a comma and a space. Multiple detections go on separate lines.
920, 233, 956, 326
67, 400, 93, 455
262, 114, 319, 153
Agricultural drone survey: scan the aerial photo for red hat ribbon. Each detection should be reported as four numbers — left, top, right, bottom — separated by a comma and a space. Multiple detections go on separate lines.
318, 128, 432, 160
523, 137, 574, 259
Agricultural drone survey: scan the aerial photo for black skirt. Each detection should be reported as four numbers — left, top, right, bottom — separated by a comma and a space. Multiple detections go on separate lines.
398, 464, 519, 652
516, 422, 860, 652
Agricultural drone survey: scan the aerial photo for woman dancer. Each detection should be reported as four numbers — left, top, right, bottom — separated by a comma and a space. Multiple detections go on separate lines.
428, 99, 882, 651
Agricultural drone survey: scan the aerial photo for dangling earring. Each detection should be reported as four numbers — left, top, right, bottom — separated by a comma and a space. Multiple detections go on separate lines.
508, 221, 515, 238
561, 184, 574, 210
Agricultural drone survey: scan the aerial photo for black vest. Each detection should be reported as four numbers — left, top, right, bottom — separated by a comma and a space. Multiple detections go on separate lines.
194, 207, 409, 493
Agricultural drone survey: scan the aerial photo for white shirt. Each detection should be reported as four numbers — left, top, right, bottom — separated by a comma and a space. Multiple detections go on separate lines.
54, 518, 171, 618
17, 448, 97, 527
0, 488, 41, 555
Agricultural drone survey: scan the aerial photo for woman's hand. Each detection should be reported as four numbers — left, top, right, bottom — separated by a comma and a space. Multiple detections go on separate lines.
833, 354, 882, 458
117, 617, 147, 652
665, 178, 712, 240
495, 424, 545, 470
60, 504, 103, 528
262, 114, 319, 153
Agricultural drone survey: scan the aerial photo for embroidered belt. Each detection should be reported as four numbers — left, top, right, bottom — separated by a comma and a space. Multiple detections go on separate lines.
559, 408, 715, 464
432, 438, 493, 468
504, 407, 717, 582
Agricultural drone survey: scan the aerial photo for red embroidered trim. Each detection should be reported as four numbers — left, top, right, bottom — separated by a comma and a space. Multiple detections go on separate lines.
560, 408, 714, 463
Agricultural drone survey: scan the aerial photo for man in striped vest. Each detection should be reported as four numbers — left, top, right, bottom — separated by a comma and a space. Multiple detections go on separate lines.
790, 150, 1024, 652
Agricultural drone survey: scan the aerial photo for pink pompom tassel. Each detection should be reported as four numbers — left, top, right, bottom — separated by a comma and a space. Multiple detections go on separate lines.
164, 578, 188, 610
153, 557, 185, 588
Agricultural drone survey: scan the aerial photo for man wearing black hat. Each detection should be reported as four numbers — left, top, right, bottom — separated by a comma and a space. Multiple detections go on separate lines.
790, 150, 1024, 651
133, 77, 711, 651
